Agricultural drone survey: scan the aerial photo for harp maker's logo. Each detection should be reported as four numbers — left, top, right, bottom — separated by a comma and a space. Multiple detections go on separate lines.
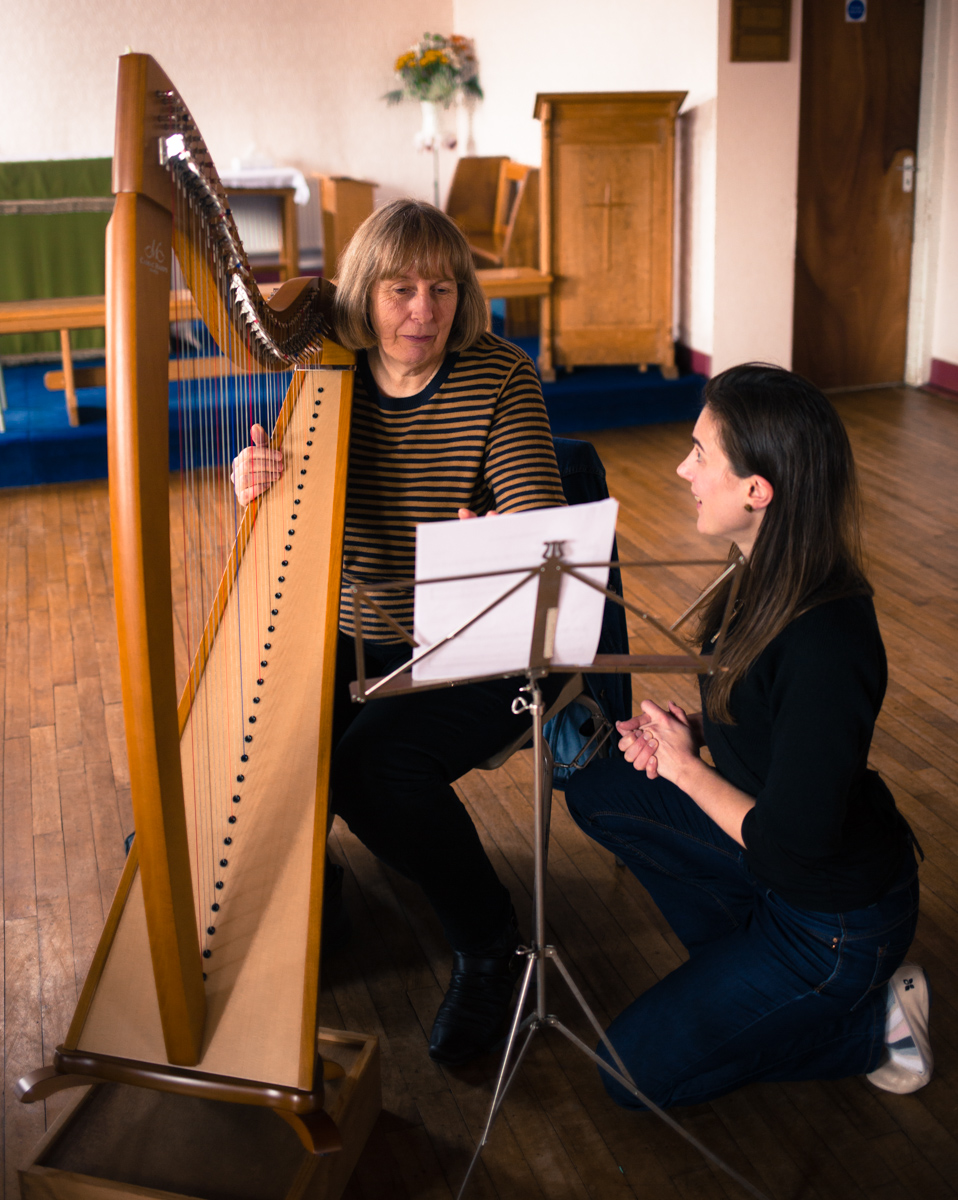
140, 239, 168, 276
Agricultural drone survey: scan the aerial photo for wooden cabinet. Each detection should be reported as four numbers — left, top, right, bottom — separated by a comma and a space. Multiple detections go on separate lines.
534, 92, 686, 380
319, 176, 376, 279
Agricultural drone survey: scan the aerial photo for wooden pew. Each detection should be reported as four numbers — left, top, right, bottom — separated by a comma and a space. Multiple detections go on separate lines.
0, 292, 201, 425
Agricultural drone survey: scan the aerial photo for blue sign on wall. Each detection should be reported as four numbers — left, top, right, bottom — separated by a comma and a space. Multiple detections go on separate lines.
846, 0, 867, 22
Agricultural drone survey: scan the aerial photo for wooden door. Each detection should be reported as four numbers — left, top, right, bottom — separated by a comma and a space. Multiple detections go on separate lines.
792, 0, 925, 388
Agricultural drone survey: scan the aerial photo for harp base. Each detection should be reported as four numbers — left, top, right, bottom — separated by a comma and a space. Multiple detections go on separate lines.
18, 1030, 378, 1157
17, 1031, 381, 1200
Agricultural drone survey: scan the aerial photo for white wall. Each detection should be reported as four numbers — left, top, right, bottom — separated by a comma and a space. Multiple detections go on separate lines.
0, 0, 453, 204
676, 98, 717, 358
711, 0, 803, 374
452, 0, 719, 357
930, 3, 958, 369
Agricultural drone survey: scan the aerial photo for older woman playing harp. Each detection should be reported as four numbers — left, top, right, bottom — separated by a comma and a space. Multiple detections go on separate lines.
232, 199, 566, 1066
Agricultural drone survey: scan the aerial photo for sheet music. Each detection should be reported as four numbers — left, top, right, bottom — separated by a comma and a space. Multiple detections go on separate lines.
412, 498, 618, 683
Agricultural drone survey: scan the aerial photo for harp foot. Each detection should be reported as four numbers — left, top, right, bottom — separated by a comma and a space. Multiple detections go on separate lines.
16, 1066, 91, 1103
275, 1105, 344, 1155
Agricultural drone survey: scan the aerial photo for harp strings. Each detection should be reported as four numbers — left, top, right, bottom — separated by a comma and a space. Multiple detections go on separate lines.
170, 174, 296, 969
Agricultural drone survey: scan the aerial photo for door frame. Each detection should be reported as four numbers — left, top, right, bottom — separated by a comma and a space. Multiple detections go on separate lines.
906, 0, 952, 386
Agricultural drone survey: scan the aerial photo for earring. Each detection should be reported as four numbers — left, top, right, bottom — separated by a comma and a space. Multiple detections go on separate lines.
744, 503, 754, 512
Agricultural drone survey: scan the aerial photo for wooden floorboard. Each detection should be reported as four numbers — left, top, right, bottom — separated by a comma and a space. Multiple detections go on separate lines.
2, 387, 957, 1196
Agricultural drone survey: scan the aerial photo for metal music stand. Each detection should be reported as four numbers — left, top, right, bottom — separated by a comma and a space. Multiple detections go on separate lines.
349, 543, 769, 1200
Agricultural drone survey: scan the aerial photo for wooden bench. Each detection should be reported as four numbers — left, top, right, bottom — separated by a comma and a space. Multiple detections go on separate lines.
0, 271, 553, 431
0, 293, 200, 427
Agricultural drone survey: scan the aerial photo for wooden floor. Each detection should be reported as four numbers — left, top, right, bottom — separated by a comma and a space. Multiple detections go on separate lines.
3, 386, 958, 1198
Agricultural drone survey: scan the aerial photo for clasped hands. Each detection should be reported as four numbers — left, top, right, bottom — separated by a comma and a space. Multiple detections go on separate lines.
617, 701, 704, 783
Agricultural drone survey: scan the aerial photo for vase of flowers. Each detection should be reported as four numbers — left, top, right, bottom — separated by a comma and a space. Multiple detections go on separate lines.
385, 34, 483, 108
385, 34, 483, 204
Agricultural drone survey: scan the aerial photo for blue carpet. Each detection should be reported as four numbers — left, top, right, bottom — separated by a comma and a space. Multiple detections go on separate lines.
0, 333, 705, 488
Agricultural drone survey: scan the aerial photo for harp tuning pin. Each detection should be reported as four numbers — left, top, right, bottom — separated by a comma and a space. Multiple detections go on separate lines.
203, 949, 212, 958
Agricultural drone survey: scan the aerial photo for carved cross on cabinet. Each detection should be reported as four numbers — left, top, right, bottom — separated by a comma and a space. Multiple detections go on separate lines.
585, 183, 636, 272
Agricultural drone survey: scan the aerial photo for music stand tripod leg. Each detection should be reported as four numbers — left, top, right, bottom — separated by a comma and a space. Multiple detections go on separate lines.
457, 674, 772, 1200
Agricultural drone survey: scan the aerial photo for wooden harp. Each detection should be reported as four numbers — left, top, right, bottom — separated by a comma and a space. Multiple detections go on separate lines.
17, 53, 358, 1156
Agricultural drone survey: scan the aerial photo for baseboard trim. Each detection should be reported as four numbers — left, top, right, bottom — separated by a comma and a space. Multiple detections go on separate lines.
928, 357, 958, 397
675, 344, 712, 378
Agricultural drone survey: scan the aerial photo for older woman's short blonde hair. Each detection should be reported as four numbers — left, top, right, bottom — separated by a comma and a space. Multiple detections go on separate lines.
331, 199, 489, 353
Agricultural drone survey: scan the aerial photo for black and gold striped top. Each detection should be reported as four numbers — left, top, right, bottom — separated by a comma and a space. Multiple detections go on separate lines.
341, 332, 565, 642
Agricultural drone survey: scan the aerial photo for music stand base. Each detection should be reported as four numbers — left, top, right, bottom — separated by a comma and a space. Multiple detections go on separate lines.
455, 685, 772, 1200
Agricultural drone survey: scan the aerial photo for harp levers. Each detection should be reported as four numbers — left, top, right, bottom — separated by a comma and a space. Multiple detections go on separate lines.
351, 541, 768, 1200
15, 53, 373, 1163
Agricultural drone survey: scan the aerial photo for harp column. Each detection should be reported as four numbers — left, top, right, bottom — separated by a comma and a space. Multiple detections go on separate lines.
106, 181, 206, 1067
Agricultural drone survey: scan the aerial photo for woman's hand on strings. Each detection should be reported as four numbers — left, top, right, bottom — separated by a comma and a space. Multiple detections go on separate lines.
617, 701, 702, 782
231, 425, 284, 506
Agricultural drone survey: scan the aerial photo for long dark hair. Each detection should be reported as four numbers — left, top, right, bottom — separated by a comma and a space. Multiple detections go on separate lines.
696, 364, 870, 722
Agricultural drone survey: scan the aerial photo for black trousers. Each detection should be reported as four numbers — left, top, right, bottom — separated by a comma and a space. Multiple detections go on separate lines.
329, 633, 563, 952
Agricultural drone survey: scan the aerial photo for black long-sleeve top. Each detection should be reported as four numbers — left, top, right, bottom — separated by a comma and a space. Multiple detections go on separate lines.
700, 593, 910, 913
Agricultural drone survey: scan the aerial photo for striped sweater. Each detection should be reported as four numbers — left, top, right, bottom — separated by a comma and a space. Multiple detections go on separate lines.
341, 332, 565, 642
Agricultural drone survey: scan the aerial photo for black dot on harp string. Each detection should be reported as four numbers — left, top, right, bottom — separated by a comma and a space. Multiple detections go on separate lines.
228, 815, 237, 824
306, 441, 313, 446
300, 470, 307, 476
245, 735, 253, 743
297, 484, 304, 490
203, 949, 212, 958
248, 715, 256, 724
317, 387, 324, 393
294, 499, 301, 505
211, 902, 220, 911
220, 859, 229, 867
215, 881, 224, 890
203, 973, 207, 981
309, 426, 316, 432
278, 576, 285, 582
288, 530, 295, 536
261, 660, 267, 667
303, 455, 310, 461
257, 678, 264, 686
236, 774, 244, 782
268, 625, 275, 632
253, 697, 260, 704
264, 643, 272, 649
232, 794, 241, 803
207, 926, 215, 935
285, 544, 292, 550
291, 514, 298, 520
282, 560, 289, 566
241, 754, 249, 762
224, 837, 232, 845
275, 592, 282, 599
272, 607, 279, 615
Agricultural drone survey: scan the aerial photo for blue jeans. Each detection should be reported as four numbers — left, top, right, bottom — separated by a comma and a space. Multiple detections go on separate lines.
564, 756, 919, 1109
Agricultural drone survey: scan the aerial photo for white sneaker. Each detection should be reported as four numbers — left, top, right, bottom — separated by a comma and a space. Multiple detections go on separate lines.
866, 963, 932, 1094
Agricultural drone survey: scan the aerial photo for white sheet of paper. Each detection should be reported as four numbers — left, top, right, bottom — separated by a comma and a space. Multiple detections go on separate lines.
412, 498, 618, 683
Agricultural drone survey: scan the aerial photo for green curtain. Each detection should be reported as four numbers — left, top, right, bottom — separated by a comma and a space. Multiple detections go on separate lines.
0, 158, 112, 356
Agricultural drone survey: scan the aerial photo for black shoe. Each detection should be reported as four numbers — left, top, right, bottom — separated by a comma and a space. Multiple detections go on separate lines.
428, 933, 522, 1066
322, 860, 352, 955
